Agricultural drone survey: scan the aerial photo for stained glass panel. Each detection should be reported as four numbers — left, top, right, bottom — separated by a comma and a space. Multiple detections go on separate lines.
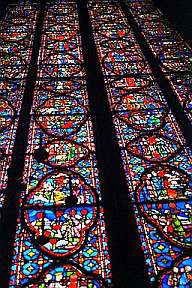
9, 2, 112, 286
0, 4, 37, 207
127, 0, 192, 121
88, 1, 192, 286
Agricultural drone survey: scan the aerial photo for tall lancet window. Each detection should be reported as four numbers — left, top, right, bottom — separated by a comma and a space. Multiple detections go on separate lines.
88, 0, 191, 287
0, 4, 37, 208
1, 1, 112, 287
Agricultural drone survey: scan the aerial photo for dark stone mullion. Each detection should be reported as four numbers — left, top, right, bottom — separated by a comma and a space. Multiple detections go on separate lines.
0, 0, 7, 19
0, 1, 46, 287
77, 1, 151, 287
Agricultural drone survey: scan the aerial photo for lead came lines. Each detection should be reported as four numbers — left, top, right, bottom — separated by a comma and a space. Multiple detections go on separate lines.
9, 1, 112, 287
88, 1, 192, 286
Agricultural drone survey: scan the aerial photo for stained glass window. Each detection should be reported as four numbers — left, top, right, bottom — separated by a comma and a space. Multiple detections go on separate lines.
1, 0, 192, 287
1, 1, 112, 287
0, 4, 37, 207
127, 0, 192, 121
88, 1, 192, 286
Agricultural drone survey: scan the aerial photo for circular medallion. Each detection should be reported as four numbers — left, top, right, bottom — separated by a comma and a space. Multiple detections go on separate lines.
91, 4, 119, 15
49, 4, 75, 15
24, 172, 98, 257
7, 7, 34, 18
35, 95, 87, 138
0, 42, 25, 53
136, 165, 192, 249
0, 53, 26, 78
110, 77, 150, 95
42, 140, 90, 168
101, 38, 134, 50
46, 41, 77, 52
144, 20, 173, 38
103, 51, 145, 75
114, 91, 167, 131
137, 6, 162, 21
98, 22, 130, 39
46, 24, 76, 41
159, 47, 192, 72
126, 134, 181, 162
0, 25, 29, 42
41, 79, 82, 94
41, 53, 83, 78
